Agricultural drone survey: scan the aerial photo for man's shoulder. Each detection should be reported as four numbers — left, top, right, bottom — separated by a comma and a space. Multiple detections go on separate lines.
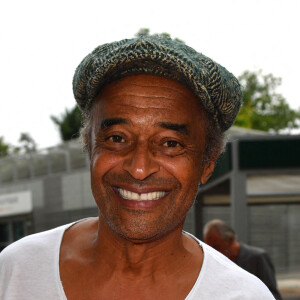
202, 241, 261, 278
0, 222, 73, 263
239, 243, 268, 262
241, 243, 266, 255
0, 223, 76, 299
188, 239, 275, 299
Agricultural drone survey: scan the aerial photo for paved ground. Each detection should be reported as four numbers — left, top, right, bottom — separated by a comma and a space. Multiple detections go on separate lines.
277, 272, 300, 300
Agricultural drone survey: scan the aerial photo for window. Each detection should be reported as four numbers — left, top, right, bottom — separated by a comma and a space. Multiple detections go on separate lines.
0, 218, 27, 251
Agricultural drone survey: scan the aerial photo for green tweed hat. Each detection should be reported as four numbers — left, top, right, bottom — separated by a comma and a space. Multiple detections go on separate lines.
73, 34, 241, 132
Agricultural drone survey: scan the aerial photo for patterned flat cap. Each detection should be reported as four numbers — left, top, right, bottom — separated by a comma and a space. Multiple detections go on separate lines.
73, 34, 241, 132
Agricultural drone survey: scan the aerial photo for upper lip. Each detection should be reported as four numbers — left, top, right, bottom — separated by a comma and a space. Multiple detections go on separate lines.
113, 185, 170, 194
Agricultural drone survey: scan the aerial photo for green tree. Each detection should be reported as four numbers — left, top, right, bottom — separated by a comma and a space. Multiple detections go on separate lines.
51, 106, 82, 141
0, 136, 10, 157
135, 28, 150, 37
0, 134, 37, 157
135, 28, 184, 43
235, 70, 300, 132
18, 133, 37, 154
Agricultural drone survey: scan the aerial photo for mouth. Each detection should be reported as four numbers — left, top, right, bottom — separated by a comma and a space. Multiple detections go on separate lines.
117, 188, 167, 201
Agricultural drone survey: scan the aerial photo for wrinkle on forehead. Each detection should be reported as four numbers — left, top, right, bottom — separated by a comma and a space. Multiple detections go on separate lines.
98, 74, 197, 102
93, 98, 177, 112
117, 82, 194, 98
104, 93, 180, 99
97, 97, 182, 113
91, 74, 205, 127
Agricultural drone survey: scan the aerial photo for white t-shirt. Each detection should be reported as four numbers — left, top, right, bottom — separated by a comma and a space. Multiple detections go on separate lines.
0, 221, 274, 300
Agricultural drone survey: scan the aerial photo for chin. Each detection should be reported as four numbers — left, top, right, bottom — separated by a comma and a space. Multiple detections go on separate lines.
108, 217, 184, 244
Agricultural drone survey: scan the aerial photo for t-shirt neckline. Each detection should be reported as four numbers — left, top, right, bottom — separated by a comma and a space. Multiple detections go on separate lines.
55, 222, 206, 300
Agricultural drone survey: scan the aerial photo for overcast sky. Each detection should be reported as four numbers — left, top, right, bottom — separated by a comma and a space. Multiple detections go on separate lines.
1, 0, 299, 149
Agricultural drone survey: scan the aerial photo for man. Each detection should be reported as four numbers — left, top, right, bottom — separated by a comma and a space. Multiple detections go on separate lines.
0, 35, 274, 299
203, 219, 282, 299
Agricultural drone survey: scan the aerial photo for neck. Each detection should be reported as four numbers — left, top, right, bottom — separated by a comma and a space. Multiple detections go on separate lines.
59, 217, 204, 299
231, 241, 241, 261
93, 217, 192, 277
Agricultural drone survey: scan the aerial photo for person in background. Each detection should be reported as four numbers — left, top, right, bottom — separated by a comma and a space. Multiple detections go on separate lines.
203, 219, 282, 299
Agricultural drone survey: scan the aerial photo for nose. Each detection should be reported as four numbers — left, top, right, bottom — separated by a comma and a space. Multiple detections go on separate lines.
122, 143, 160, 180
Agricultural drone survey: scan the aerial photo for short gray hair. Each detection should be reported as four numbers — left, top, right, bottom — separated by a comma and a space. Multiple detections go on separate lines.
203, 219, 236, 241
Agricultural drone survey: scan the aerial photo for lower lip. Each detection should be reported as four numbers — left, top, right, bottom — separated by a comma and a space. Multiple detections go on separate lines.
114, 189, 168, 210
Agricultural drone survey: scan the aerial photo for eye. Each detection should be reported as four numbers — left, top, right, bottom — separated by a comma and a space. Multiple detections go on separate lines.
107, 135, 125, 143
160, 139, 185, 156
163, 140, 181, 148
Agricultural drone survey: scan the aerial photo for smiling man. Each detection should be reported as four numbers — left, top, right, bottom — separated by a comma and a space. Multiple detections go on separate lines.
0, 35, 275, 299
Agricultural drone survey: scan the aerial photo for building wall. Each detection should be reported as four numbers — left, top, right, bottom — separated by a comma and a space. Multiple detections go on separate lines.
0, 168, 97, 234
0, 178, 44, 208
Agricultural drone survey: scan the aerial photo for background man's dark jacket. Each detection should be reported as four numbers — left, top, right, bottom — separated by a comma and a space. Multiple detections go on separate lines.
235, 243, 282, 300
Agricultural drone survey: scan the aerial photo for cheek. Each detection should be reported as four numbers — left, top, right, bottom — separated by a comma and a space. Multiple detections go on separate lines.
90, 152, 125, 197
156, 159, 202, 208
91, 150, 123, 175
157, 154, 203, 186
90, 153, 120, 200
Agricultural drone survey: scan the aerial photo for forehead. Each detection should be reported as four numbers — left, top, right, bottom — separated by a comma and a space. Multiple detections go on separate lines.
92, 74, 206, 126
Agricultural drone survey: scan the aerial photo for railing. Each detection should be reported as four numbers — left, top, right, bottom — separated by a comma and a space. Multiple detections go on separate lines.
0, 140, 89, 184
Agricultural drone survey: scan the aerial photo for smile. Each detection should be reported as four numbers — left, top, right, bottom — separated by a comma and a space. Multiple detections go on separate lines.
117, 188, 167, 201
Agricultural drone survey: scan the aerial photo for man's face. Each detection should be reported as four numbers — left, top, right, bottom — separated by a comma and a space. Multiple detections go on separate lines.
89, 74, 215, 242
204, 229, 233, 258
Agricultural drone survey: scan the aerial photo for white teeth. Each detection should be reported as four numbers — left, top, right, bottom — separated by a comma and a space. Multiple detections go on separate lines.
140, 193, 148, 200
118, 189, 166, 201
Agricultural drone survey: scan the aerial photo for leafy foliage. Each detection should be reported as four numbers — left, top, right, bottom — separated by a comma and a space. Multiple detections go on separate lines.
18, 133, 37, 154
135, 28, 150, 37
135, 28, 185, 43
51, 106, 82, 141
235, 70, 300, 132
0, 134, 37, 157
0, 136, 10, 157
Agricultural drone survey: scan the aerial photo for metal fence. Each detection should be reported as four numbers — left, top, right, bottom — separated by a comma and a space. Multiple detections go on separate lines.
0, 140, 89, 184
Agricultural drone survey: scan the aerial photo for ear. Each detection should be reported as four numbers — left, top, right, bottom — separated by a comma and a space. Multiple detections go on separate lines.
200, 159, 216, 184
228, 235, 235, 244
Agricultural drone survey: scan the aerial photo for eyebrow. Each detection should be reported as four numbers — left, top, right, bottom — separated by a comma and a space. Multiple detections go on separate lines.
157, 122, 189, 135
100, 118, 129, 129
